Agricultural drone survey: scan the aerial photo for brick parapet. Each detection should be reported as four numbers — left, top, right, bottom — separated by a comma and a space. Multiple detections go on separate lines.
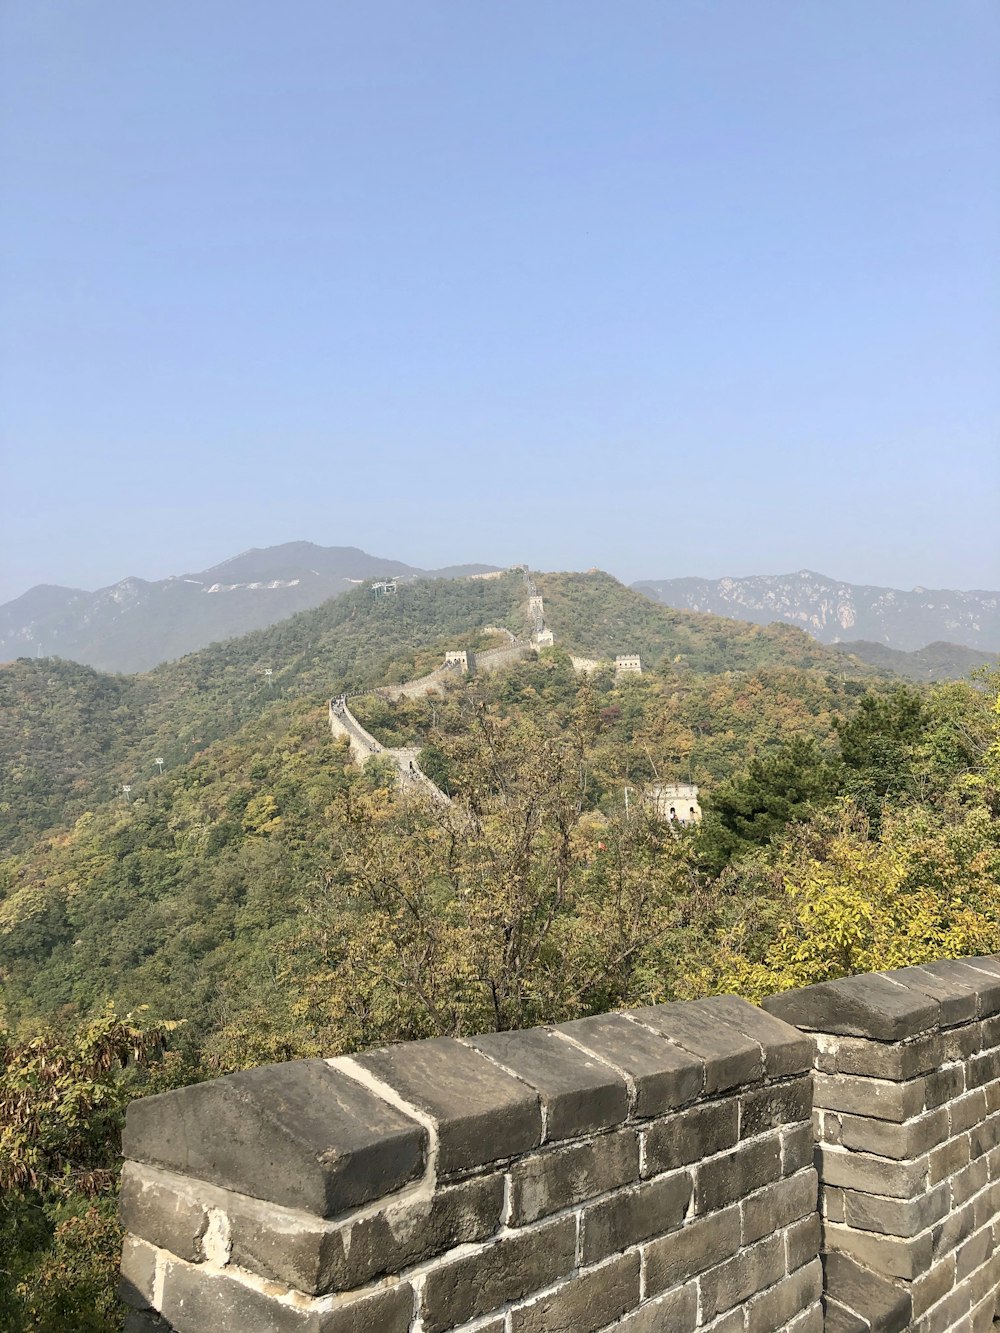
765, 956, 1000, 1332
120, 957, 1000, 1331
120, 996, 820, 1332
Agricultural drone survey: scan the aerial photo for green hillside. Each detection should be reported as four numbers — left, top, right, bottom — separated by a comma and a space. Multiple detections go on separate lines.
536, 570, 873, 675
3, 569, 998, 1331
839, 638, 999, 682
0, 572, 529, 853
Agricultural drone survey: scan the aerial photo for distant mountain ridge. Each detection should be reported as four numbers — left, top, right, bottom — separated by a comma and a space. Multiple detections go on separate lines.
632, 570, 1000, 654
0, 542, 500, 674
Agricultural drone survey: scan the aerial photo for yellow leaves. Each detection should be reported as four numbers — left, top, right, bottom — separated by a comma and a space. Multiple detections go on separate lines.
241, 793, 283, 836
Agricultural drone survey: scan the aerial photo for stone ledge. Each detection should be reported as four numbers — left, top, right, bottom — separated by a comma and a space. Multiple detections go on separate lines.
764, 957, 1000, 1041
121, 1059, 427, 1217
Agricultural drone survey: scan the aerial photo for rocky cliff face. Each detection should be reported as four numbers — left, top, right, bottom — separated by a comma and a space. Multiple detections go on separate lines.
632, 571, 1000, 653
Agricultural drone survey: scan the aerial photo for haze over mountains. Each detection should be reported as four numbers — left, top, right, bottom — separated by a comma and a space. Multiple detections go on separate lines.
0, 543, 499, 673
633, 571, 1000, 654
2, 543, 998, 677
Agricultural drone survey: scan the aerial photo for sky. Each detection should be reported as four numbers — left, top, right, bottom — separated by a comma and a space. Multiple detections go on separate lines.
1, 1, 998, 605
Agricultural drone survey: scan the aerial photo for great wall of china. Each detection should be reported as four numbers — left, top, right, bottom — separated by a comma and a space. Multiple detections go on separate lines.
326, 571, 551, 804
120, 957, 1000, 1332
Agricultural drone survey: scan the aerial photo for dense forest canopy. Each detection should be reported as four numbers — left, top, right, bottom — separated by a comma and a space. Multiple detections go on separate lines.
2, 571, 998, 1328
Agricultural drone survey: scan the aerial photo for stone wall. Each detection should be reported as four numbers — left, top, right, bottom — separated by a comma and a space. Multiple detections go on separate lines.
766, 957, 1000, 1333
118, 959, 1000, 1332
119, 996, 820, 1332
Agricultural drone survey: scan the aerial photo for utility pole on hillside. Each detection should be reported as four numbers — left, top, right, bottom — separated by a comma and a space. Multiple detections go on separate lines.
122, 784, 131, 804
154, 757, 165, 775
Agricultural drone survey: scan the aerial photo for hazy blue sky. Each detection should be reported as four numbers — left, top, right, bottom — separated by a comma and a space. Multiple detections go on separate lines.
1, 1, 997, 604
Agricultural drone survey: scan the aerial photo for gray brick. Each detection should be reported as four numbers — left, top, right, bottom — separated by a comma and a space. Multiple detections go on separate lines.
643, 1204, 741, 1295
813, 1071, 925, 1122
581, 1170, 691, 1263
932, 1198, 975, 1260
823, 1033, 944, 1081
885, 966, 980, 1027
554, 1012, 703, 1116
119, 1164, 208, 1263
119, 1235, 157, 1310
817, 1144, 929, 1198
509, 1128, 639, 1226
260, 1173, 503, 1294
642, 1097, 738, 1176
925, 1063, 966, 1109
969, 1111, 1000, 1159
843, 1181, 949, 1238
696, 1133, 781, 1213
785, 1210, 821, 1271
911, 1253, 956, 1318
355, 1038, 541, 1175
967, 1047, 1000, 1089
838, 1106, 949, 1160
742, 1168, 817, 1245
952, 1157, 988, 1206
468, 1028, 627, 1141
763, 973, 938, 1041
610, 1281, 697, 1331
950, 1088, 988, 1134
421, 1215, 576, 1332
631, 999, 763, 1092
157, 1256, 413, 1333
782, 1305, 824, 1333
923, 958, 1000, 1017
824, 1219, 933, 1280
698, 1232, 784, 1321
944, 1023, 985, 1062
740, 1079, 812, 1137
509, 1251, 640, 1333
746, 1257, 822, 1333
821, 1251, 911, 1333
782, 1121, 815, 1174
955, 1224, 993, 1280
929, 1133, 970, 1184
688, 993, 814, 1077
123, 1059, 426, 1217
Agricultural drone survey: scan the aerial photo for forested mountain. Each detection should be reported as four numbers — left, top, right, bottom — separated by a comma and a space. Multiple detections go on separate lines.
633, 570, 1000, 654
2, 569, 886, 857
0, 542, 500, 673
0, 572, 530, 853
840, 639, 999, 682
3, 566, 999, 1328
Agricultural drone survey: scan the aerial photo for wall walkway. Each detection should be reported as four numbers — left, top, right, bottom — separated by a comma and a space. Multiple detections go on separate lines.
119, 957, 1000, 1332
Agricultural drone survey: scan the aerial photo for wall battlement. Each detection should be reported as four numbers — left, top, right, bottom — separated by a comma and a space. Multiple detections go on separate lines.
119, 962, 1000, 1333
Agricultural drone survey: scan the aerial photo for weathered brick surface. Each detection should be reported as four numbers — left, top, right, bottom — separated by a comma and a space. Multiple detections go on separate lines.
508, 1250, 640, 1332
420, 1215, 576, 1331
745, 1258, 822, 1333
554, 1011, 704, 1115
119, 961, 1000, 1333
641, 1095, 738, 1174
508, 1127, 639, 1225
631, 998, 764, 1091
643, 1203, 741, 1294
467, 1028, 628, 1141
580, 1170, 691, 1263
695, 1131, 782, 1212
353, 1038, 542, 1175
123, 1059, 426, 1216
